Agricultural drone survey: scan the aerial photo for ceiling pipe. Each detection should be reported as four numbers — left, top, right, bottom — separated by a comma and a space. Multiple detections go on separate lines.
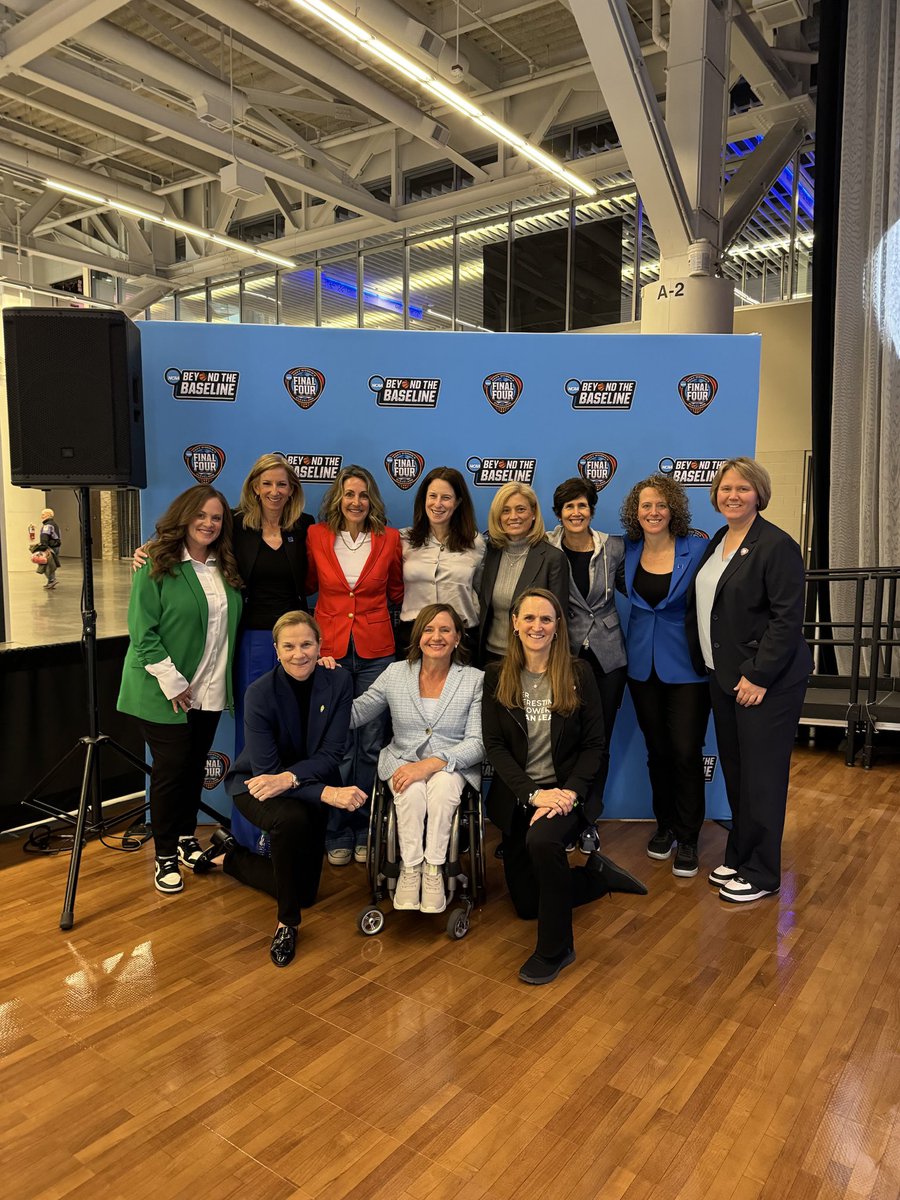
651, 0, 669, 53
0, 138, 168, 214
199, 0, 450, 149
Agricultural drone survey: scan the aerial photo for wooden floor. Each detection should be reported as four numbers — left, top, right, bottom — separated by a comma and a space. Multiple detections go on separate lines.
2, 747, 898, 1200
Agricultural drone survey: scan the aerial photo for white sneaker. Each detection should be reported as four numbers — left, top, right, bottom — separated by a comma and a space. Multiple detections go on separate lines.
327, 847, 352, 866
708, 864, 738, 887
719, 876, 779, 904
393, 864, 421, 910
154, 855, 183, 895
420, 863, 447, 914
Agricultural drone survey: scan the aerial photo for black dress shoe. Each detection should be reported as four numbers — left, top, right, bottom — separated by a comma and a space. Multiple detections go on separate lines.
518, 948, 576, 985
587, 851, 648, 895
192, 827, 236, 874
270, 924, 297, 968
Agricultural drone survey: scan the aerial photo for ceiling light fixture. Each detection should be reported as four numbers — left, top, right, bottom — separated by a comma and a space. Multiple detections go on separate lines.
44, 179, 296, 269
291, 0, 596, 198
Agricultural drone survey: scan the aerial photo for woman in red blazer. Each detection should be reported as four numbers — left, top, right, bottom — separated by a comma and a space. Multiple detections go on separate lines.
306, 464, 403, 864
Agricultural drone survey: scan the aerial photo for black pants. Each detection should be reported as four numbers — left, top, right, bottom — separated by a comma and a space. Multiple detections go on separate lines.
502, 806, 610, 959
627, 671, 710, 844
578, 649, 626, 811
225, 791, 328, 926
709, 675, 807, 892
137, 710, 221, 858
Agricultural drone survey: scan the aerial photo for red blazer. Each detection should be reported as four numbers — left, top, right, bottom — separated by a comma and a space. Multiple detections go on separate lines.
306, 524, 404, 659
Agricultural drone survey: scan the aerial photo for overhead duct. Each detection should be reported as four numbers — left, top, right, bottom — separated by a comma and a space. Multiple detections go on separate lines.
329, 0, 470, 82
752, 0, 811, 28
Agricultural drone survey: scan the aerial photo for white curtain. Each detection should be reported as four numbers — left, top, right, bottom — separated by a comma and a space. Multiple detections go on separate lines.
831, 0, 900, 572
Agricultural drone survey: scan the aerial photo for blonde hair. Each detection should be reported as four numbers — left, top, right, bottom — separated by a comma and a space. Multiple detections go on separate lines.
273, 610, 321, 646
709, 457, 771, 511
237, 453, 306, 531
487, 482, 546, 549
493, 588, 579, 716
319, 464, 387, 535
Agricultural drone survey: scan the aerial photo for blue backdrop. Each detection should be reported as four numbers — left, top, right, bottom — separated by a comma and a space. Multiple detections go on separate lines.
137, 323, 760, 823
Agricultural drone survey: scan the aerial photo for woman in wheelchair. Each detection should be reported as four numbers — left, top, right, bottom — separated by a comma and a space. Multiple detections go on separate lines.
350, 603, 484, 915
482, 588, 647, 986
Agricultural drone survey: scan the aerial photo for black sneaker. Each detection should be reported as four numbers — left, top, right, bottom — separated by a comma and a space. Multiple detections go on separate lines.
578, 826, 600, 855
672, 843, 699, 877
518, 948, 576, 985
177, 836, 204, 868
154, 855, 183, 894
647, 827, 675, 860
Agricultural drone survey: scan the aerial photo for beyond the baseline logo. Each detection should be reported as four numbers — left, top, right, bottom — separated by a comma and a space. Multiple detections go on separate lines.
566, 378, 636, 409
466, 457, 536, 486
368, 374, 440, 407
165, 367, 239, 401
658, 457, 725, 485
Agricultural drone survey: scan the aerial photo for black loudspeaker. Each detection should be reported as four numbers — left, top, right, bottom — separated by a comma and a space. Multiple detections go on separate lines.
4, 307, 146, 488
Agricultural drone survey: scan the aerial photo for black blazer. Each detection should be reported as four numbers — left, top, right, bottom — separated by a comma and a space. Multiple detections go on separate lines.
226, 663, 352, 803
476, 540, 570, 665
685, 514, 812, 694
232, 509, 314, 614
481, 659, 605, 833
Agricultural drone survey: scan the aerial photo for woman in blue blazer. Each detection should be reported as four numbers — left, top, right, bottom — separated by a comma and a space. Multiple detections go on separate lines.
619, 474, 710, 878
197, 611, 365, 967
351, 603, 484, 915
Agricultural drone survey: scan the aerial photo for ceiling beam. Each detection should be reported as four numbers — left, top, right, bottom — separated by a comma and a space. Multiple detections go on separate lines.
0, 0, 127, 75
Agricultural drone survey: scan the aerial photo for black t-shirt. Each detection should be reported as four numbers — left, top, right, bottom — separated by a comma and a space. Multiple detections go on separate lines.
562, 544, 592, 599
284, 673, 313, 761
243, 541, 296, 630
633, 562, 671, 609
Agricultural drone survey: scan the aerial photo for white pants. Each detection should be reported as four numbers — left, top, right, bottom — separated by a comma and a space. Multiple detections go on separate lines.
392, 771, 465, 867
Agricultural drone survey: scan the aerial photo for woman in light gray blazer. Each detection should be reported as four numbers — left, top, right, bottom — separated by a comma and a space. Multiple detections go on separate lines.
350, 603, 484, 915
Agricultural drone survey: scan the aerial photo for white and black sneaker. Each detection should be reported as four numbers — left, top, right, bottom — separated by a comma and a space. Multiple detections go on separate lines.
708, 864, 739, 887
647, 827, 675, 860
154, 855, 183, 894
579, 826, 601, 855
718, 876, 778, 904
177, 836, 204, 869
672, 843, 699, 877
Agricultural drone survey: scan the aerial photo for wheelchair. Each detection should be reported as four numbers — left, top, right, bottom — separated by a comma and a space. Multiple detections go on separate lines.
356, 775, 487, 940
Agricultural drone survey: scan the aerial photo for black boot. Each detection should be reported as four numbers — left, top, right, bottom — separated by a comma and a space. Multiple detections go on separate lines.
587, 851, 648, 895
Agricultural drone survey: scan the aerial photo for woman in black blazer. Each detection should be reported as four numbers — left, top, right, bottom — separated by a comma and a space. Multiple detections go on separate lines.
476, 483, 569, 666
196, 611, 365, 966
482, 588, 646, 985
686, 458, 812, 904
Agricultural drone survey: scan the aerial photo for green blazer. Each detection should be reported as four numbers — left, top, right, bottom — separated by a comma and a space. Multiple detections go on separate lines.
117, 560, 243, 725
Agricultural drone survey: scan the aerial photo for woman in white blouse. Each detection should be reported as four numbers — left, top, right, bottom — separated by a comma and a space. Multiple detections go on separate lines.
396, 467, 485, 658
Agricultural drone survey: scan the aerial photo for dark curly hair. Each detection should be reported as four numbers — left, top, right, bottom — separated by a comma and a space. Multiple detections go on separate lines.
620, 474, 691, 541
148, 485, 242, 588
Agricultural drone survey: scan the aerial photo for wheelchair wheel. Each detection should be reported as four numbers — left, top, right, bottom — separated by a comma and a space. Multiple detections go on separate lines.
446, 907, 469, 940
358, 906, 385, 936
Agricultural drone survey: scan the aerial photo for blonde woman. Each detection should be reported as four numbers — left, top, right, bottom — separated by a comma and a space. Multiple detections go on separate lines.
475, 482, 569, 666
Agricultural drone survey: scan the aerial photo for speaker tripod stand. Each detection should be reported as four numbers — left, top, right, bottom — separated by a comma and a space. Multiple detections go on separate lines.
22, 488, 151, 929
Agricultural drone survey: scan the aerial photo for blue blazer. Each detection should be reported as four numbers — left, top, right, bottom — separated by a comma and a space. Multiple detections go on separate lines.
622, 536, 708, 684
226, 664, 352, 804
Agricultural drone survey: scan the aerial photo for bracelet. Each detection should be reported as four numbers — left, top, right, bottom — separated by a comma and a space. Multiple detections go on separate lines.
289, 772, 299, 790
527, 790, 540, 806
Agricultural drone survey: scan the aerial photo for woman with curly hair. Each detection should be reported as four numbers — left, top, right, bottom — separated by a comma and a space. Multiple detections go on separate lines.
306, 464, 404, 863
619, 474, 710, 878
118, 485, 243, 895
396, 466, 485, 659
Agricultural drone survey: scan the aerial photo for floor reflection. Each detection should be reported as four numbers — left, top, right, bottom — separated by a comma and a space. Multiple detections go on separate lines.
2, 560, 133, 649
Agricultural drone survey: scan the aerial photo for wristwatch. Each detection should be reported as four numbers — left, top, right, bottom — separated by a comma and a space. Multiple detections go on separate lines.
288, 772, 299, 789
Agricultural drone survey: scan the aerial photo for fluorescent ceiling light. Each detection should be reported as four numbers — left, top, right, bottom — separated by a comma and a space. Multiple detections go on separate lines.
44, 179, 296, 269
291, 0, 596, 198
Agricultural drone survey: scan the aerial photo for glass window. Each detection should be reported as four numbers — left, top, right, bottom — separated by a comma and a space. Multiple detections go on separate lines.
210, 279, 240, 323
148, 295, 175, 321
408, 232, 454, 331
362, 243, 406, 329
176, 289, 207, 322
319, 257, 359, 328
457, 215, 509, 332
242, 273, 277, 324
280, 265, 316, 326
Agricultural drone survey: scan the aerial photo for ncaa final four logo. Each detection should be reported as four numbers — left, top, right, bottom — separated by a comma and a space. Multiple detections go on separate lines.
577, 452, 618, 492
369, 375, 440, 407
384, 450, 424, 490
678, 373, 718, 415
184, 444, 226, 484
482, 372, 523, 415
165, 367, 239, 400
204, 751, 231, 790
283, 366, 326, 410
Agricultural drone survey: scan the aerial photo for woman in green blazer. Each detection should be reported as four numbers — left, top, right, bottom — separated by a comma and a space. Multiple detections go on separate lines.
118, 484, 243, 896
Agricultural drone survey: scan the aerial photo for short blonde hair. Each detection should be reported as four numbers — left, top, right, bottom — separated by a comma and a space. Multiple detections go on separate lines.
237, 453, 306, 531
709, 457, 771, 512
272, 610, 321, 646
487, 482, 545, 548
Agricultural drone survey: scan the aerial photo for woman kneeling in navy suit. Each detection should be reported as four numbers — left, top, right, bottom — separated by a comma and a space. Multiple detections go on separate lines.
198, 611, 366, 966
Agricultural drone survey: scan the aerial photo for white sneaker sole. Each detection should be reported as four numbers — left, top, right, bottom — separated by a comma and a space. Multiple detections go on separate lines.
719, 885, 778, 904
672, 865, 699, 878
647, 846, 674, 860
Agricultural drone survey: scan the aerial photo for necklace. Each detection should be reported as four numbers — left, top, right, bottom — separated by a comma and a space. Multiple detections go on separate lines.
340, 530, 370, 551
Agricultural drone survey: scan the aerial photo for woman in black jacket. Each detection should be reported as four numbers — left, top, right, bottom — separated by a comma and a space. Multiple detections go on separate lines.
482, 587, 646, 985
687, 457, 812, 904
